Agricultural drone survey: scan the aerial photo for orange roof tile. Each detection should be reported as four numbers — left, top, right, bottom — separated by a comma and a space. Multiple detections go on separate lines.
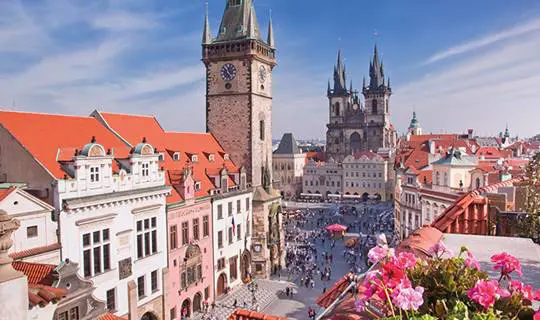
94, 112, 240, 204
228, 309, 287, 320
99, 312, 127, 320
10, 243, 61, 260
0, 111, 131, 179
0, 186, 16, 202
12, 261, 56, 285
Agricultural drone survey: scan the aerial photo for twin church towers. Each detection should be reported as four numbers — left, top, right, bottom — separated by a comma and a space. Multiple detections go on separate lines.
326, 46, 397, 162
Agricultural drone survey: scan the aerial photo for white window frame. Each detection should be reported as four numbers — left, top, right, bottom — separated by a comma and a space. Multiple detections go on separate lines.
142, 162, 149, 177
136, 217, 158, 260
173, 152, 180, 161
90, 166, 100, 182
82, 228, 111, 278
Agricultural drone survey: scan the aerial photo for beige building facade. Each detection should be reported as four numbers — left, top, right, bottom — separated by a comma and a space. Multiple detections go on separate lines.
273, 133, 306, 199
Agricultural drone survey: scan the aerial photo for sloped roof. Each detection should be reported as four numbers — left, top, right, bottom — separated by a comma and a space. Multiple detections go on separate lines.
94, 111, 240, 204
431, 149, 476, 166
12, 261, 67, 307
227, 309, 287, 320
10, 243, 61, 260
0, 110, 131, 179
0, 186, 16, 202
274, 133, 301, 155
99, 313, 127, 320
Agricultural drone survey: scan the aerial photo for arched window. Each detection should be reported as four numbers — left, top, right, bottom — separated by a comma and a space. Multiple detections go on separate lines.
372, 99, 378, 114
335, 102, 340, 116
259, 120, 265, 141
444, 172, 448, 186
475, 177, 481, 189
182, 245, 202, 289
350, 132, 362, 153
385, 100, 389, 113
435, 172, 440, 185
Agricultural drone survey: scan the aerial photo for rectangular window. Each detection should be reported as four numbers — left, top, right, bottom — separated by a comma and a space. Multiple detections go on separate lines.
142, 162, 149, 177
246, 197, 250, 211
217, 204, 223, 219
205, 287, 209, 300
217, 257, 226, 270
181, 221, 189, 245
229, 256, 238, 280
170, 308, 177, 320
228, 227, 233, 244
218, 231, 223, 248
193, 218, 199, 241
237, 199, 241, 213
228, 202, 232, 216
203, 216, 209, 237
151, 270, 158, 292
106, 288, 116, 311
58, 311, 68, 320
237, 224, 241, 241
69, 307, 79, 320
170, 225, 177, 250
259, 120, 265, 140
82, 228, 111, 277
90, 166, 100, 182
26, 226, 38, 238
137, 217, 158, 259
137, 276, 145, 299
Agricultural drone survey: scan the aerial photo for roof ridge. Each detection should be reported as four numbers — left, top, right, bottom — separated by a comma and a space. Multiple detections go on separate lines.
0, 109, 94, 119
94, 110, 157, 119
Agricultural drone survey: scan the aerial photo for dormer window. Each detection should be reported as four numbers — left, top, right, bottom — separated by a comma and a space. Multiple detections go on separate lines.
191, 155, 198, 163
224, 154, 230, 161
208, 154, 215, 162
90, 166, 100, 182
142, 163, 149, 177
158, 153, 165, 161
195, 182, 201, 191
173, 152, 180, 161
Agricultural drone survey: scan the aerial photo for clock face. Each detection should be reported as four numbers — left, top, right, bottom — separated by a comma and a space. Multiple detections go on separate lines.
258, 65, 267, 83
220, 63, 237, 81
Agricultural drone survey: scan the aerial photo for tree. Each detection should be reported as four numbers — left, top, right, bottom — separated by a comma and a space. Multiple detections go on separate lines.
518, 152, 540, 240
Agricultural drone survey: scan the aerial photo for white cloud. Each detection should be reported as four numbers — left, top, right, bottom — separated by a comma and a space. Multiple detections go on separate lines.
425, 17, 540, 65
91, 11, 156, 31
394, 27, 540, 138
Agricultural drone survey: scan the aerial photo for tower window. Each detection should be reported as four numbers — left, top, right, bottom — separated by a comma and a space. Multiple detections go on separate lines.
228, 0, 241, 6
372, 99, 378, 114
259, 120, 265, 140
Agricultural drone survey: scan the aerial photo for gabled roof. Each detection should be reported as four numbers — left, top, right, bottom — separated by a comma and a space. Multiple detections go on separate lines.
274, 133, 301, 155
0, 110, 131, 179
0, 186, 16, 202
227, 309, 287, 320
93, 112, 240, 204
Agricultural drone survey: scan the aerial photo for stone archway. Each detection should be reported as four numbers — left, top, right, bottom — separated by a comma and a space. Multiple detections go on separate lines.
193, 292, 202, 313
362, 192, 369, 201
141, 312, 158, 320
181, 298, 191, 317
217, 273, 227, 297
240, 250, 252, 282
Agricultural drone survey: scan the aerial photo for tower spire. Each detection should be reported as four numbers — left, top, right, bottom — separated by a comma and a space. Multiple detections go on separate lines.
369, 43, 384, 89
333, 50, 347, 94
217, 0, 260, 41
247, 4, 256, 39
267, 9, 275, 48
202, 0, 212, 45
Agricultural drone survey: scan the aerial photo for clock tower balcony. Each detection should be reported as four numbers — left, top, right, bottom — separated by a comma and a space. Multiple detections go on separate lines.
202, 39, 276, 66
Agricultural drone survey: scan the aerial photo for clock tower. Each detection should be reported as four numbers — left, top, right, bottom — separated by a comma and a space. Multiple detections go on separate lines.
202, 0, 276, 188
202, 0, 284, 278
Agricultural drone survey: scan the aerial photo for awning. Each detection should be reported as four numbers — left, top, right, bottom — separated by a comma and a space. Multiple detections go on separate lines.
328, 194, 341, 198
342, 194, 363, 199
300, 193, 322, 197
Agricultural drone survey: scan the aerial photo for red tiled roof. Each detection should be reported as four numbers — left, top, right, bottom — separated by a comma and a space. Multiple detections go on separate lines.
0, 186, 16, 202
316, 275, 351, 308
12, 261, 68, 307
94, 112, 240, 204
0, 111, 131, 179
228, 309, 287, 320
99, 312, 127, 320
9, 243, 61, 260
432, 177, 525, 234
397, 226, 443, 258
12, 261, 56, 285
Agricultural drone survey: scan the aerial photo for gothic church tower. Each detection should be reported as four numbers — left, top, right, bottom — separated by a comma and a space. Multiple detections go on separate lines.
202, 0, 276, 188
362, 45, 396, 151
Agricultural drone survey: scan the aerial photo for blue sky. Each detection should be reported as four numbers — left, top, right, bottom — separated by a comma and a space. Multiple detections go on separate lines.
1, 0, 540, 140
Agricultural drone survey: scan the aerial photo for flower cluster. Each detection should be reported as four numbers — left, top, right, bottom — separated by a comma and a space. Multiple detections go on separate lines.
355, 240, 540, 319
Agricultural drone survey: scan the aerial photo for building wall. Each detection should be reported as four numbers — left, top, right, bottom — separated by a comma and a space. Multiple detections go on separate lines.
211, 191, 253, 297
302, 162, 343, 197
342, 156, 388, 199
273, 154, 305, 199
166, 199, 213, 317
1, 190, 56, 255
0, 126, 55, 204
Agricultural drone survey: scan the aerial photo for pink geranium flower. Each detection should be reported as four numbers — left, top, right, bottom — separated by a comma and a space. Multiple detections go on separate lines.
535, 289, 540, 301
392, 282, 425, 311
394, 251, 417, 269
428, 241, 453, 258
491, 252, 523, 276
467, 279, 511, 310
368, 245, 389, 264
509, 280, 534, 301
464, 250, 481, 270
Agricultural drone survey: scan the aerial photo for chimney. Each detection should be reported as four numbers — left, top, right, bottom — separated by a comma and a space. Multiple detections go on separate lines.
429, 140, 436, 154
467, 129, 473, 139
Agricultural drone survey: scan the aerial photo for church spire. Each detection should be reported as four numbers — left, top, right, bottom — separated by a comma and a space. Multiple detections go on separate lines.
202, 1, 212, 45
333, 50, 347, 94
216, 0, 260, 42
267, 10, 275, 48
369, 44, 384, 89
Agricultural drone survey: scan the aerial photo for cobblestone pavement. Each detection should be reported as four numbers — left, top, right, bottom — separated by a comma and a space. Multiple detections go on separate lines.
192, 279, 290, 320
